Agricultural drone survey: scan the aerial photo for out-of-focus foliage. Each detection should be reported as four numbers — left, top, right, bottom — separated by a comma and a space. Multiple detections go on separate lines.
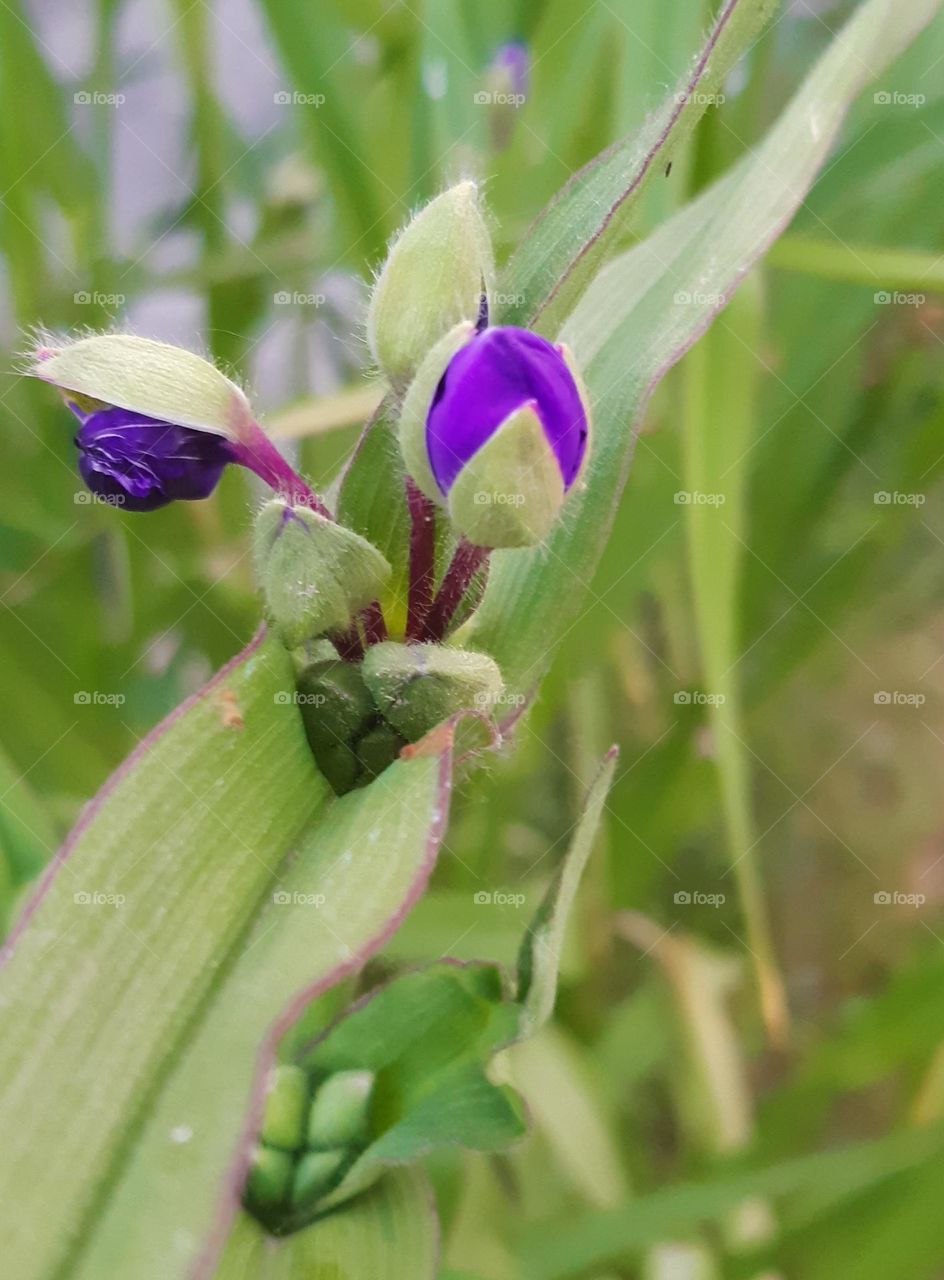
2, 0, 944, 1276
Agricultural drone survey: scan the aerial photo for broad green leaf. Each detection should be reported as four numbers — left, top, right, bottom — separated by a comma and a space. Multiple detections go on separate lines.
495, 0, 779, 331
517, 749, 616, 1036
212, 1168, 439, 1280
68, 726, 464, 1280
463, 0, 942, 702
0, 739, 57, 900
0, 632, 330, 1280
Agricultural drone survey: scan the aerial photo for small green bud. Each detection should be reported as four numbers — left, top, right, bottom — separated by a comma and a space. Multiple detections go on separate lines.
253, 501, 390, 647
355, 723, 405, 782
30, 334, 252, 441
290, 1149, 348, 1211
307, 1069, 374, 1150
362, 641, 503, 739
447, 404, 565, 548
245, 1144, 294, 1209
259, 1065, 310, 1151
367, 181, 493, 388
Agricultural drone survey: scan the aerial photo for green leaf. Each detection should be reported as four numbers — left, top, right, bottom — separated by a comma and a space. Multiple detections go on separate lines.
211, 1168, 439, 1280
495, 0, 779, 331
463, 0, 942, 702
517, 749, 617, 1037
519, 1128, 944, 1280
67, 725, 464, 1280
0, 632, 330, 1280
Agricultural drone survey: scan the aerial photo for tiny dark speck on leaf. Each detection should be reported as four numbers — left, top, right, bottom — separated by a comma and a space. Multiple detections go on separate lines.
664, 161, 673, 177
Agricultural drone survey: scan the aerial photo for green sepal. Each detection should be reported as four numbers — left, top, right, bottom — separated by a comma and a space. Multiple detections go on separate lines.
361, 641, 504, 739
307, 1069, 374, 1150
253, 500, 390, 647
367, 181, 493, 389
398, 320, 476, 504
448, 405, 566, 548
259, 1065, 310, 1151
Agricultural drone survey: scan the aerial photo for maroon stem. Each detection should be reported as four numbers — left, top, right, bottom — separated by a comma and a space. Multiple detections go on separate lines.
331, 622, 364, 663
233, 422, 332, 519
361, 600, 388, 646
405, 478, 437, 642
422, 539, 490, 642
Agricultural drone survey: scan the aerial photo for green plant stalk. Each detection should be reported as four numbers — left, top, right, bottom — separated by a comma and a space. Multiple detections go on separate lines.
680, 277, 789, 1045
767, 234, 944, 294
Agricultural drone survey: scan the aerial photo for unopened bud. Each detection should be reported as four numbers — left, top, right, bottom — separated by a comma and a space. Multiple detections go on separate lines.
253, 501, 390, 647
361, 642, 503, 739
367, 181, 493, 388
307, 1069, 374, 1149
259, 1065, 309, 1151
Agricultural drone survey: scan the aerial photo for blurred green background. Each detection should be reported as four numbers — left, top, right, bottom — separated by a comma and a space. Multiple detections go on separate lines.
2, 0, 944, 1275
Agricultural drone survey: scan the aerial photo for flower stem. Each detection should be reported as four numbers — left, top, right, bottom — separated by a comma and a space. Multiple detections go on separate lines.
361, 600, 388, 646
234, 422, 331, 519
423, 539, 489, 642
405, 478, 437, 642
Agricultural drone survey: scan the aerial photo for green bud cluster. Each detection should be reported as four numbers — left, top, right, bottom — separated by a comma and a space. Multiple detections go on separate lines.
244, 1065, 375, 1234
294, 641, 503, 794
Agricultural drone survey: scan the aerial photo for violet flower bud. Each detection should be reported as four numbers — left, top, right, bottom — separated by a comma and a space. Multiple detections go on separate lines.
29, 333, 323, 513
71, 403, 234, 512
399, 323, 591, 548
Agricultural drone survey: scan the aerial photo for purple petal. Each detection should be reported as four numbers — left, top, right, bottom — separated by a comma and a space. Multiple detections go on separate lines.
425, 327, 588, 495
73, 405, 234, 511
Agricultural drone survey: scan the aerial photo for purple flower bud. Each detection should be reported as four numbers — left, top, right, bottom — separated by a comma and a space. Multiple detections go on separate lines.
425, 326, 588, 497
491, 40, 529, 100
71, 404, 234, 512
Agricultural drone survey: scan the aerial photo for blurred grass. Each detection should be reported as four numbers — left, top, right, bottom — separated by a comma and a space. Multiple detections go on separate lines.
2, 0, 944, 1275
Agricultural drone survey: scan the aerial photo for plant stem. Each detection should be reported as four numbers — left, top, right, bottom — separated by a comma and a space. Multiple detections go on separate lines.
361, 601, 388, 646
233, 423, 332, 519
423, 539, 490, 642
405, 479, 437, 641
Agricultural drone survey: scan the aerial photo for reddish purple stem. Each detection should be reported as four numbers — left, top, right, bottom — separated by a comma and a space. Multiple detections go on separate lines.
361, 600, 388, 646
232, 422, 331, 519
423, 538, 490, 642
405, 478, 437, 642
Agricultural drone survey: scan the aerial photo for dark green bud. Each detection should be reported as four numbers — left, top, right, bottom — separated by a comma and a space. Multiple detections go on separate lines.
354, 723, 406, 782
